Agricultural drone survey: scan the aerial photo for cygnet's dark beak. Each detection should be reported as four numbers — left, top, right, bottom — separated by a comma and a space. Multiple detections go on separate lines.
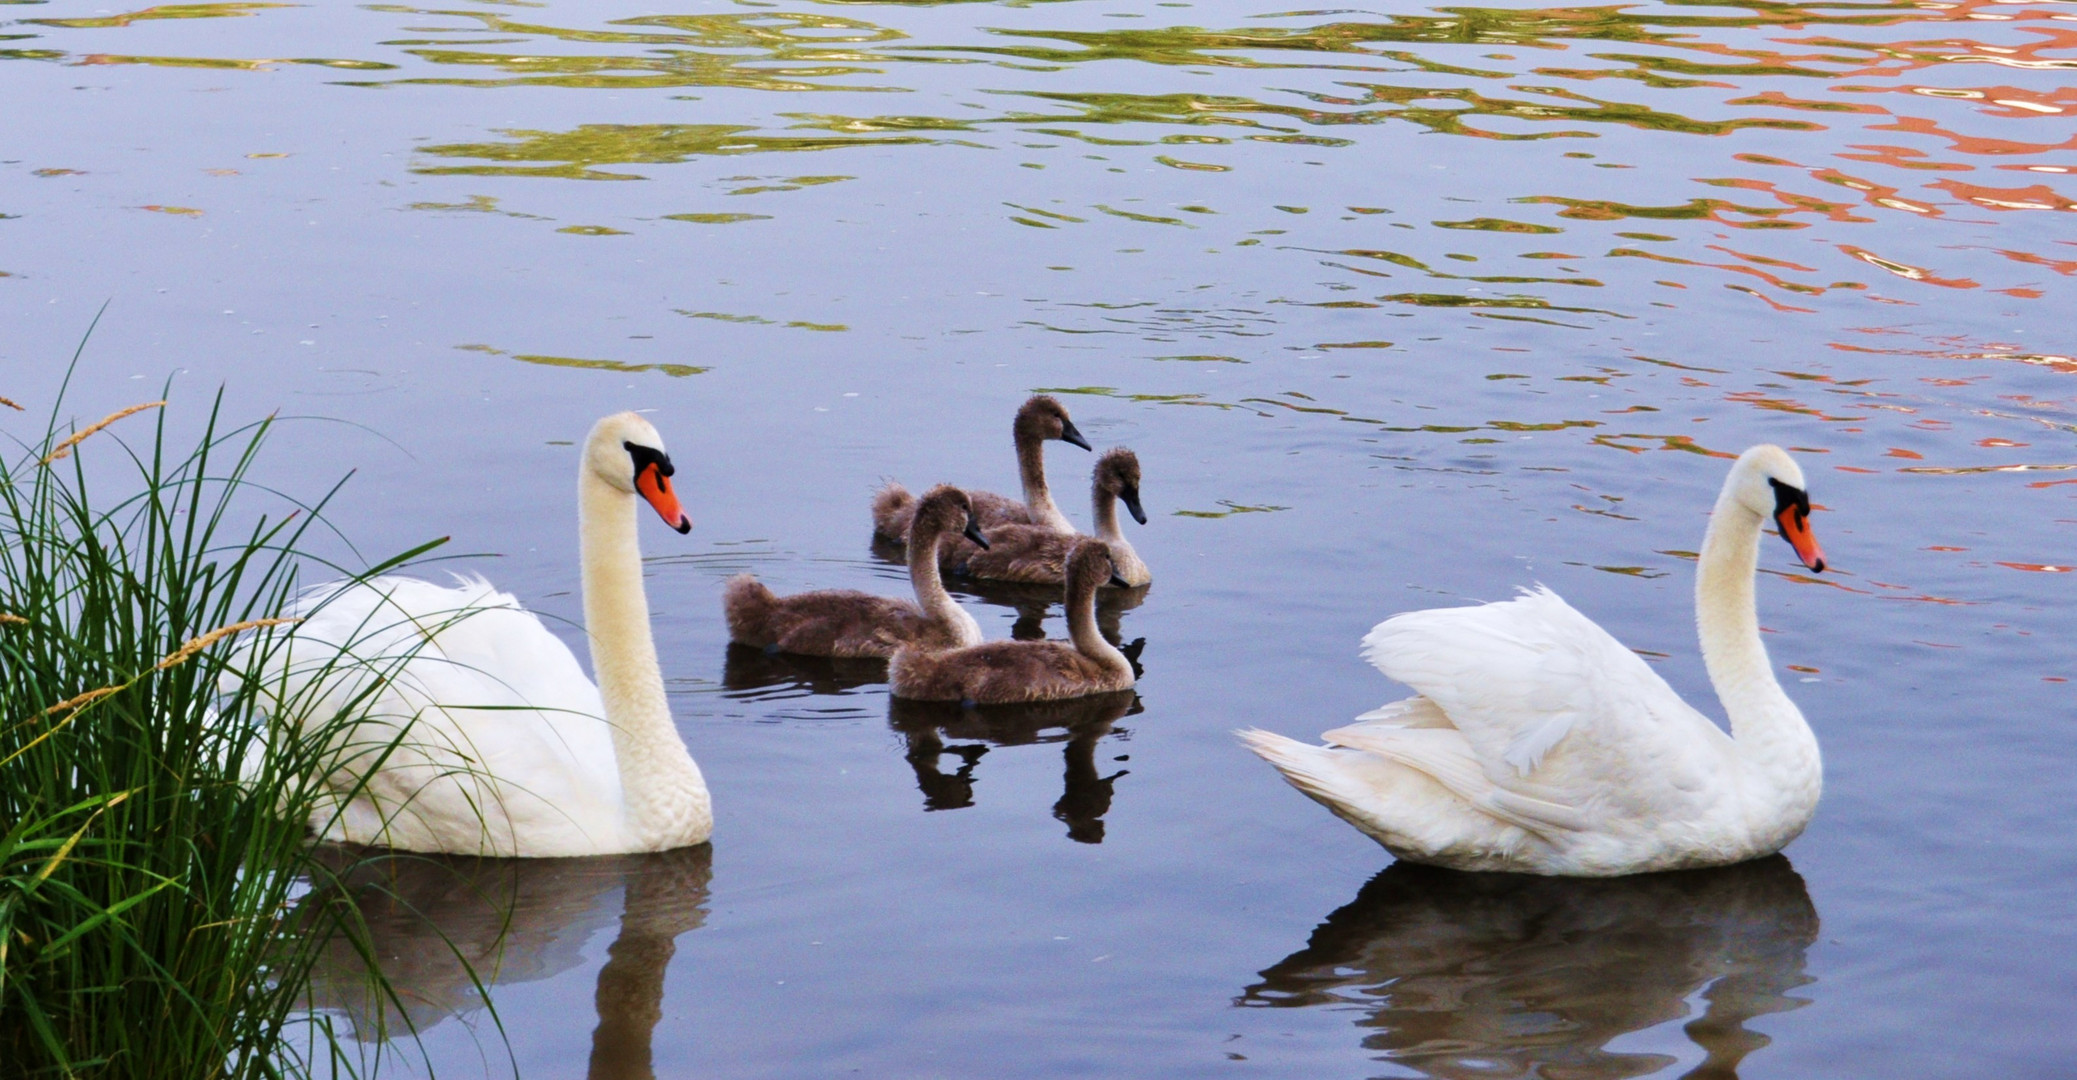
1120, 486, 1147, 526
1106, 568, 1132, 589
963, 518, 991, 550
1059, 419, 1093, 452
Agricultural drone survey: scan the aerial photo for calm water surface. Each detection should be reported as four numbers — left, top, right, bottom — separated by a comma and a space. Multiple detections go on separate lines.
2, 0, 2073, 1074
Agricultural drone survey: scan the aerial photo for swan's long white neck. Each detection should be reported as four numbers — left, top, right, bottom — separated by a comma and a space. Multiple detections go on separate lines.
908, 516, 982, 647
580, 466, 711, 850
1695, 473, 1820, 818
1017, 434, 1075, 534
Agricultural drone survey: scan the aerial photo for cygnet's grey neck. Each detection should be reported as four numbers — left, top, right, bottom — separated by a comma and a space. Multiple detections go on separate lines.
1065, 565, 1129, 676
1016, 432, 1075, 534
1092, 486, 1121, 538
1090, 485, 1146, 584
907, 514, 976, 642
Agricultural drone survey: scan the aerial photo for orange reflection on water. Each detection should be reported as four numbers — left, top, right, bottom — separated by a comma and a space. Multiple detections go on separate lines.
1725, 391, 1866, 422
1861, 112, 2075, 161
1983, 247, 2077, 276
1837, 141, 1973, 172
1838, 245, 1980, 288
1828, 334, 2077, 375
1932, 177, 2076, 212
1608, 244, 1834, 300
1590, 433, 1735, 457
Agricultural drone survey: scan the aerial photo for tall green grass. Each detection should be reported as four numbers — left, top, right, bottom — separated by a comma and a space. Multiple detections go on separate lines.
0, 358, 442, 1078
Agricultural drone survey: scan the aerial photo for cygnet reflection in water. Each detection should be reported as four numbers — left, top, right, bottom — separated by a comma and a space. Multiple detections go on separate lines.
1238, 856, 1817, 1080
298, 844, 712, 1079
721, 640, 889, 698
888, 690, 1140, 843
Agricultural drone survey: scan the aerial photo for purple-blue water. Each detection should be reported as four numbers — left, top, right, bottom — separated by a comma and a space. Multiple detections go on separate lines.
2, 0, 2072, 1074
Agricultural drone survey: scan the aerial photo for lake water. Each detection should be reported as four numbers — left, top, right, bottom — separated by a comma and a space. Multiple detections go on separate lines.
2, 0, 2073, 1075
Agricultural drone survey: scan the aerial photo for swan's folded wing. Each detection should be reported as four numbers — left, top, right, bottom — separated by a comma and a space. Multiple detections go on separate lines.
1348, 695, 1453, 729
1317, 726, 1586, 838
274, 576, 603, 725
254, 576, 619, 807
1361, 586, 1719, 782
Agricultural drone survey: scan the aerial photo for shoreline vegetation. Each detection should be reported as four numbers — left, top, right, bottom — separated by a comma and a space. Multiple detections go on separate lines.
0, 339, 472, 1078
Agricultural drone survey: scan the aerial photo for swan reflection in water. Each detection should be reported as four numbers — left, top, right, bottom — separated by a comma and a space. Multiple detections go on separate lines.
889, 690, 1140, 843
300, 843, 712, 1079
1239, 856, 1818, 1080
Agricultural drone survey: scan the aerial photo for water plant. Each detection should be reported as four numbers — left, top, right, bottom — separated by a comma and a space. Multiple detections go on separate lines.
0, 345, 443, 1078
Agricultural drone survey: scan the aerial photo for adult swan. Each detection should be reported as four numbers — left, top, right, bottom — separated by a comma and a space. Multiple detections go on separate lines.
250, 413, 711, 857
1242, 445, 1828, 876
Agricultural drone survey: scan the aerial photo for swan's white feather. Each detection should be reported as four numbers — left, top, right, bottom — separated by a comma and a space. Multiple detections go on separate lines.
1363, 587, 1706, 772
248, 574, 635, 856
1238, 728, 1536, 866
1248, 587, 1762, 875
1347, 695, 1451, 728
1317, 724, 1587, 838
1245, 447, 1826, 876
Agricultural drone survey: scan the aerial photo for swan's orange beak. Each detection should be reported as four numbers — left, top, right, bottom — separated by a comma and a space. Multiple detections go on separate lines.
1775, 504, 1825, 573
637, 462, 692, 534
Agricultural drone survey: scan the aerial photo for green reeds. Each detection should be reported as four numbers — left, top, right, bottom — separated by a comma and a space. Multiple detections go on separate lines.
0, 358, 442, 1078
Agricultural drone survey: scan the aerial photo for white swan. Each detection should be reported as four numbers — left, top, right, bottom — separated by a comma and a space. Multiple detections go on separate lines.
249, 413, 711, 857
1242, 445, 1828, 876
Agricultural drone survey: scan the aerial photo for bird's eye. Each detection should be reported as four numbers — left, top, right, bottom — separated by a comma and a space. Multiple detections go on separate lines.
1766, 477, 1808, 519
624, 440, 674, 480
